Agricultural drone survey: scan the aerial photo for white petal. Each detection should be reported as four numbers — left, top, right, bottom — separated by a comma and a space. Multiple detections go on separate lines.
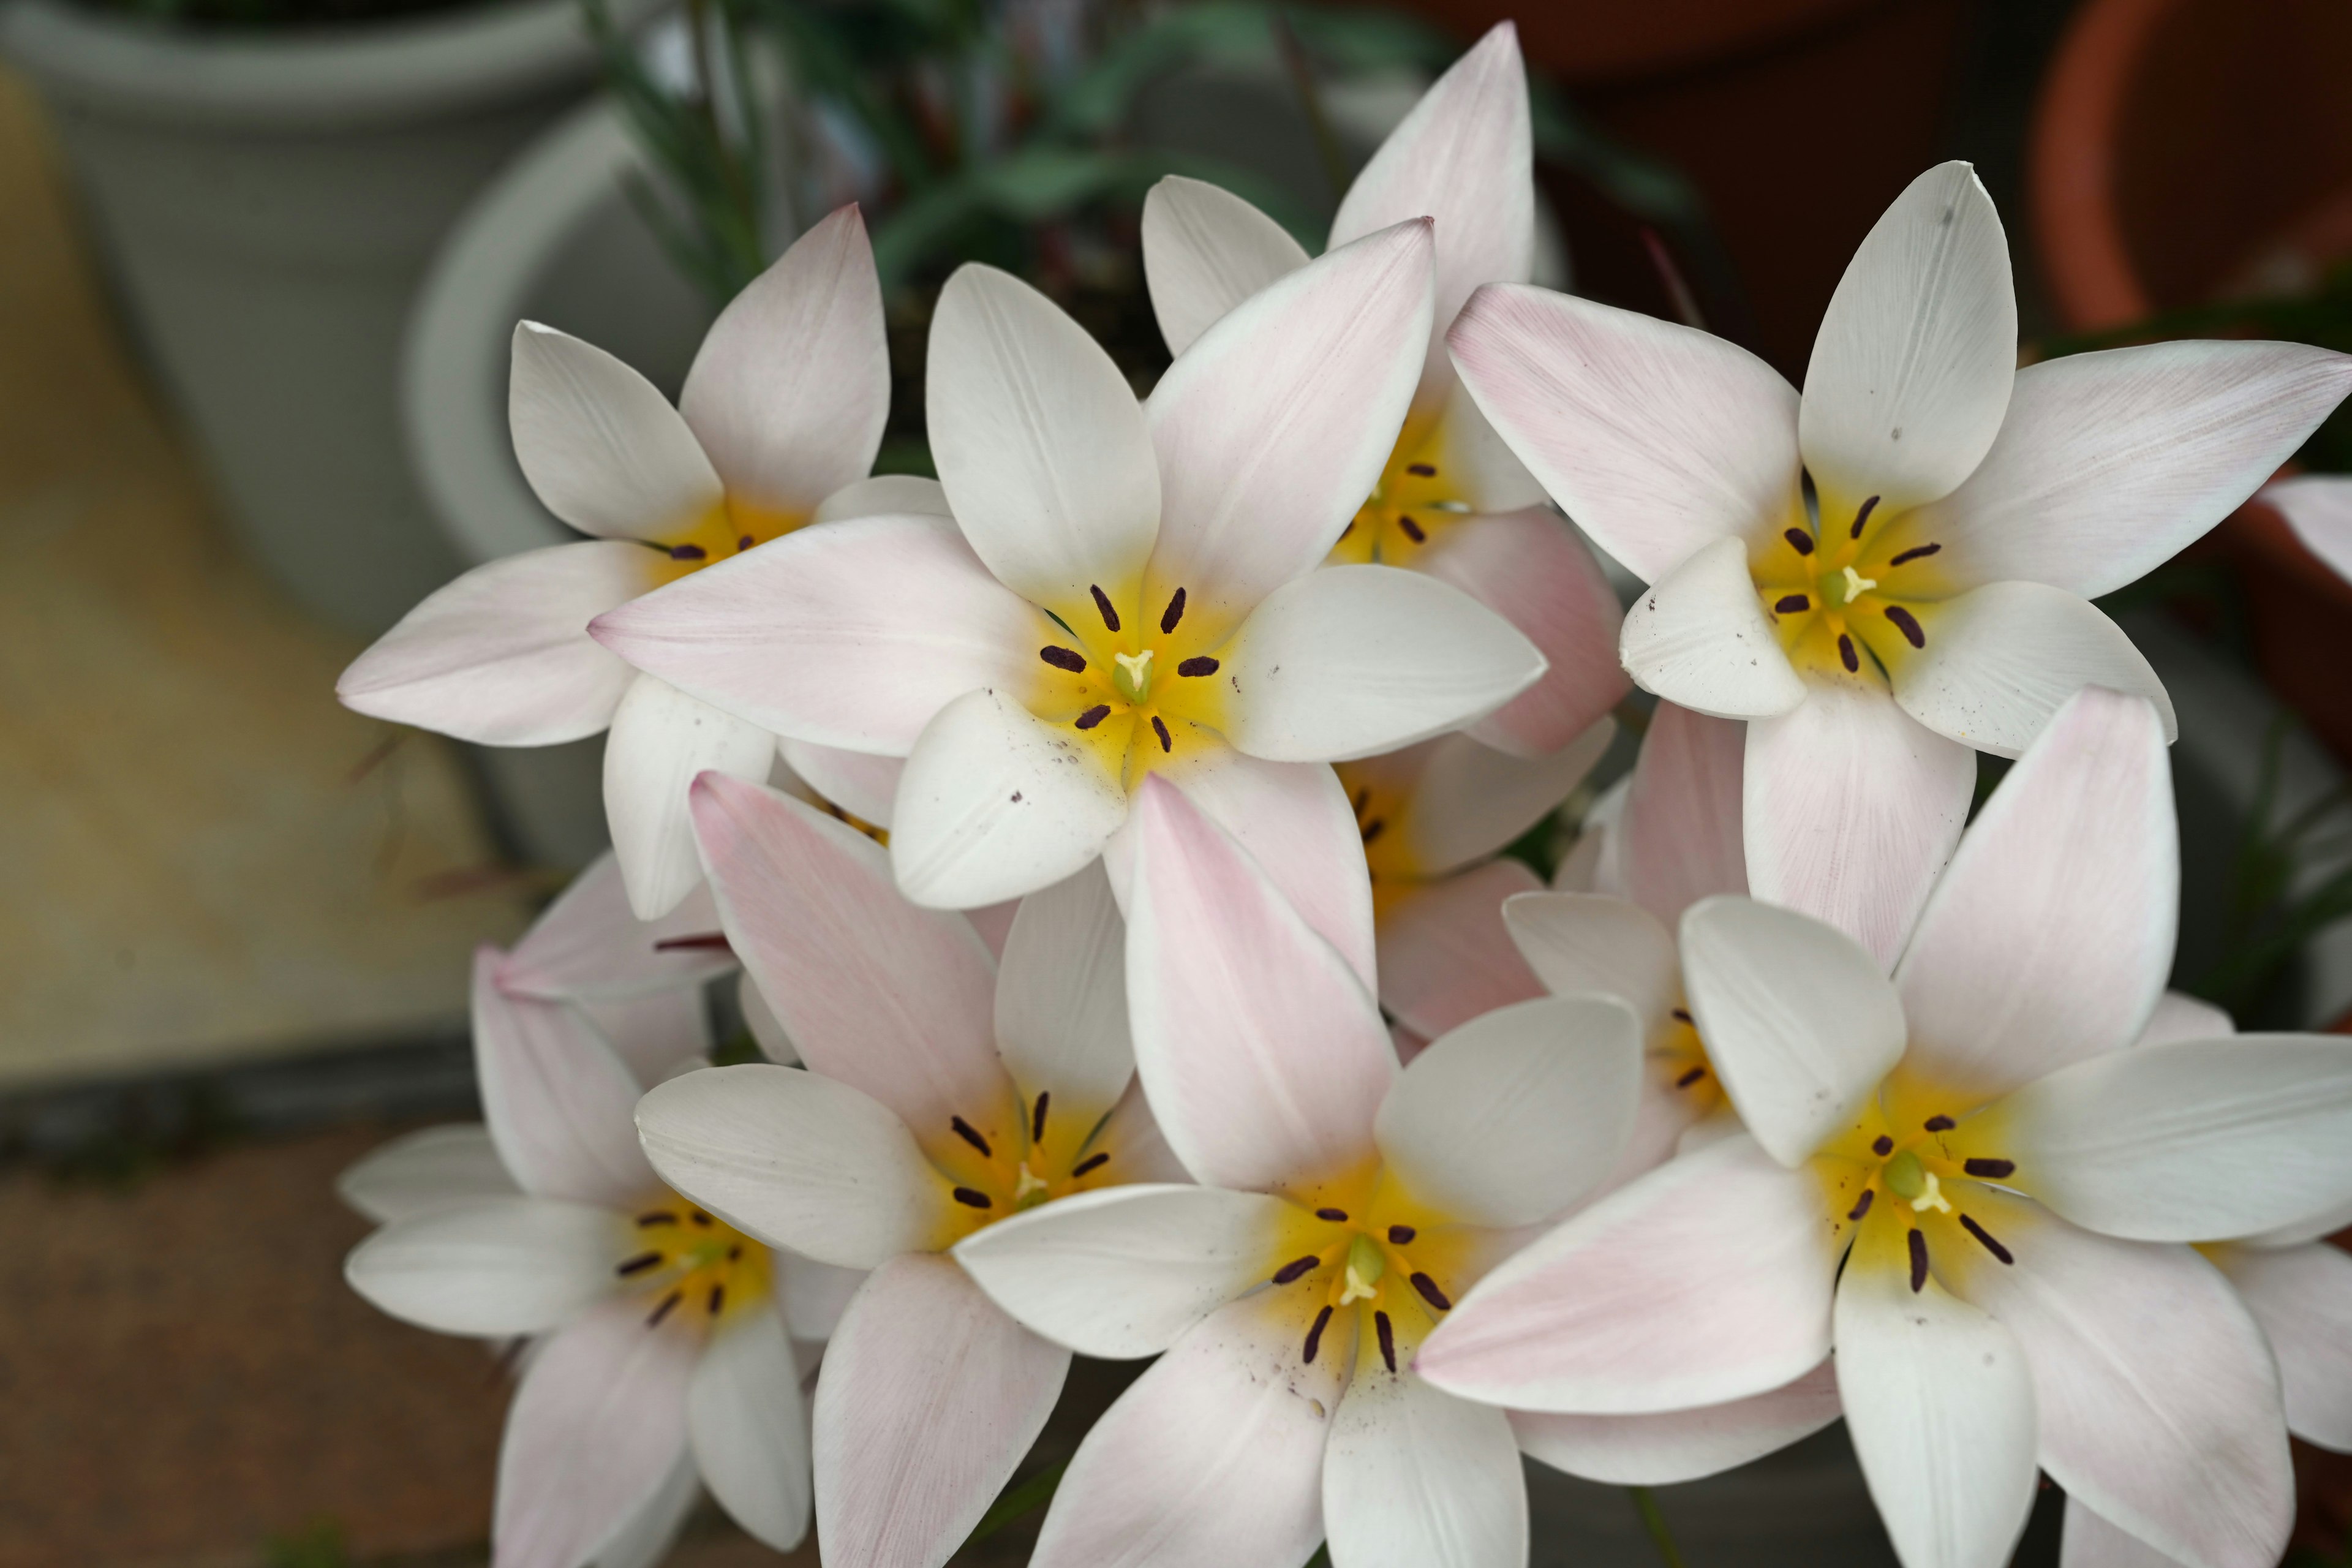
2265, 473, 2352, 586
1324, 1365, 1527, 1568
1994, 1034, 2352, 1243
1798, 162, 2016, 514
1141, 175, 1310, 358
581, 988, 712, 1087
1510, 1361, 1842, 1485
473, 951, 658, 1207
2213, 1241, 2352, 1451
687, 774, 1012, 1144
1147, 745, 1378, 992
1744, 677, 1977, 968
813, 1255, 1069, 1568
345, 1197, 625, 1336
781, 1256, 867, 1342
1678, 897, 1906, 1167
1376, 861, 1549, 1044
1376, 995, 1643, 1227
1618, 701, 1748, 925
1618, 537, 1806, 720
1403, 725, 1613, 878
494, 1294, 697, 1568
952, 1183, 1294, 1358
498, 851, 734, 1004
634, 1064, 952, 1270
1916, 341, 2352, 597
812, 472, 952, 524
339, 1124, 516, 1224
993, 861, 1132, 1115
1432, 377, 1550, 514
1221, 564, 1545, 763
1834, 1246, 2038, 1568
336, 542, 653, 744
1144, 219, 1434, 647
1958, 1194, 2291, 1568
1329, 19, 1533, 416
590, 1448, 700, 1568
890, 687, 1131, 909
2062, 1497, 2185, 1568
1123, 777, 1395, 1194
1414, 1134, 1838, 1413
1028, 1289, 1341, 1568
775, 738, 902, 828
926, 264, 1161, 611
678, 205, 888, 516
1502, 891, 1678, 1034
1896, 687, 2176, 1101
1446, 284, 1801, 584
510, 321, 722, 541
2132, 990, 2234, 1049
604, 675, 778, 919
587, 514, 1040, 753
1891, 582, 2176, 758
689, 1303, 812, 1550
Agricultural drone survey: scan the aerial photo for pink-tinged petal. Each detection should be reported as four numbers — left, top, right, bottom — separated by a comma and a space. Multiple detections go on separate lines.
813, 472, 951, 523
589, 514, 1039, 752
1028, 1289, 1341, 1568
1415, 507, 1628, 756
687, 774, 1011, 1145
952, 1183, 1294, 1359
1446, 283, 1801, 584
965, 899, 1018, 959
1896, 687, 2175, 1102
473, 949, 657, 1206
993, 862, 1132, 1114
2264, 474, 2352, 586
1376, 994, 1643, 1227
1834, 1237, 2038, 1568
2062, 1498, 2184, 1568
1329, 20, 1533, 417
1510, 1361, 1841, 1485
1993, 1035, 2352, 1243
1918, 342, 2352, 597
689, 1302, 811, 1550
2213, 1241, 2352, 1450
635, 1063, 952, 1270
926, 264, 1160, 611
1434, 380, 1549, 514
509, 322, 722, 543
813, 1254, 1068, 1568
344, 1196, 627, 1337
1124, 777, 1395, 1194
782, 1256, 866, 1342
1382, 718, 1613, 885
1144, 219, 1434, 647
1142, 175, 1311, 358
338, 1123, 516, 1224
1090, 1075, 1194, 1186
591, 1450, 699, 1568
2132, 990, 2234, 1049
1502, 891, 1678, 1031
1415, 1134, 1838, 1413
1744, 678, 1976, 968
1619, 538, 1806, 720
1798, 162, 2015, 516
777, 738, 902, 828
679, 205, 888, 515
1893, 582, 2176, 758
1619, 701, 1747, 925
1678, 897, 1906, 1167
1221, 564, 1545, 763
499, 852, 733, 1004
1377, 861, 1548, 1043
1148, 744, 1376, 992
605, 676, 777, 919
493, 1294, 696, 1568
737, 972, 796, 1065
337, 542, 654, 744
1954, 1194, 2291, 1568
890, 687, 1131, 910
579, 988, 711, 1087
1323, 1363, 1527, 1568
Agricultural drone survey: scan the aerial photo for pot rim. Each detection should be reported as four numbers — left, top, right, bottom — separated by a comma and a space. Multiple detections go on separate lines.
0, 0, 669, 132
2028, 0, 2181, 331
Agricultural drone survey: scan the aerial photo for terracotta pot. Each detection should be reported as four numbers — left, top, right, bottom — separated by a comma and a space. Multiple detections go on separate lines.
2030, 0, 2352, 769
1389, 0, 1980, 375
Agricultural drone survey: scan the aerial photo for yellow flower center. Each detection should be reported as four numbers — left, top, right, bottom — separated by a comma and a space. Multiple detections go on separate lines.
1811, 1074, 2026, 1295
1253, 1164, 1485, 1378
646, 496, 809, 587
928, 1086, 1128, 1246
1022, 579, 1233, 793
1753, 489, 1954, 686
1329, 417, 1471, 567
616, 1193, 772, 1332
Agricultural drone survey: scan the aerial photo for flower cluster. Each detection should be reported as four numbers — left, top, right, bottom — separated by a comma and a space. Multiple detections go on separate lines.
337, 22, 2352, 1568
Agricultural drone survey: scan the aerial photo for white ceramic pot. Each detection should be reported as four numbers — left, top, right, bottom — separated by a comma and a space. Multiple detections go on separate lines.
0, 0, 668, 635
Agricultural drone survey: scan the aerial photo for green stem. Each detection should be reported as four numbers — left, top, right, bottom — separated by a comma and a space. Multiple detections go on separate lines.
962, 1460, 1069, 1551
1627, 1486, 1687, 1568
